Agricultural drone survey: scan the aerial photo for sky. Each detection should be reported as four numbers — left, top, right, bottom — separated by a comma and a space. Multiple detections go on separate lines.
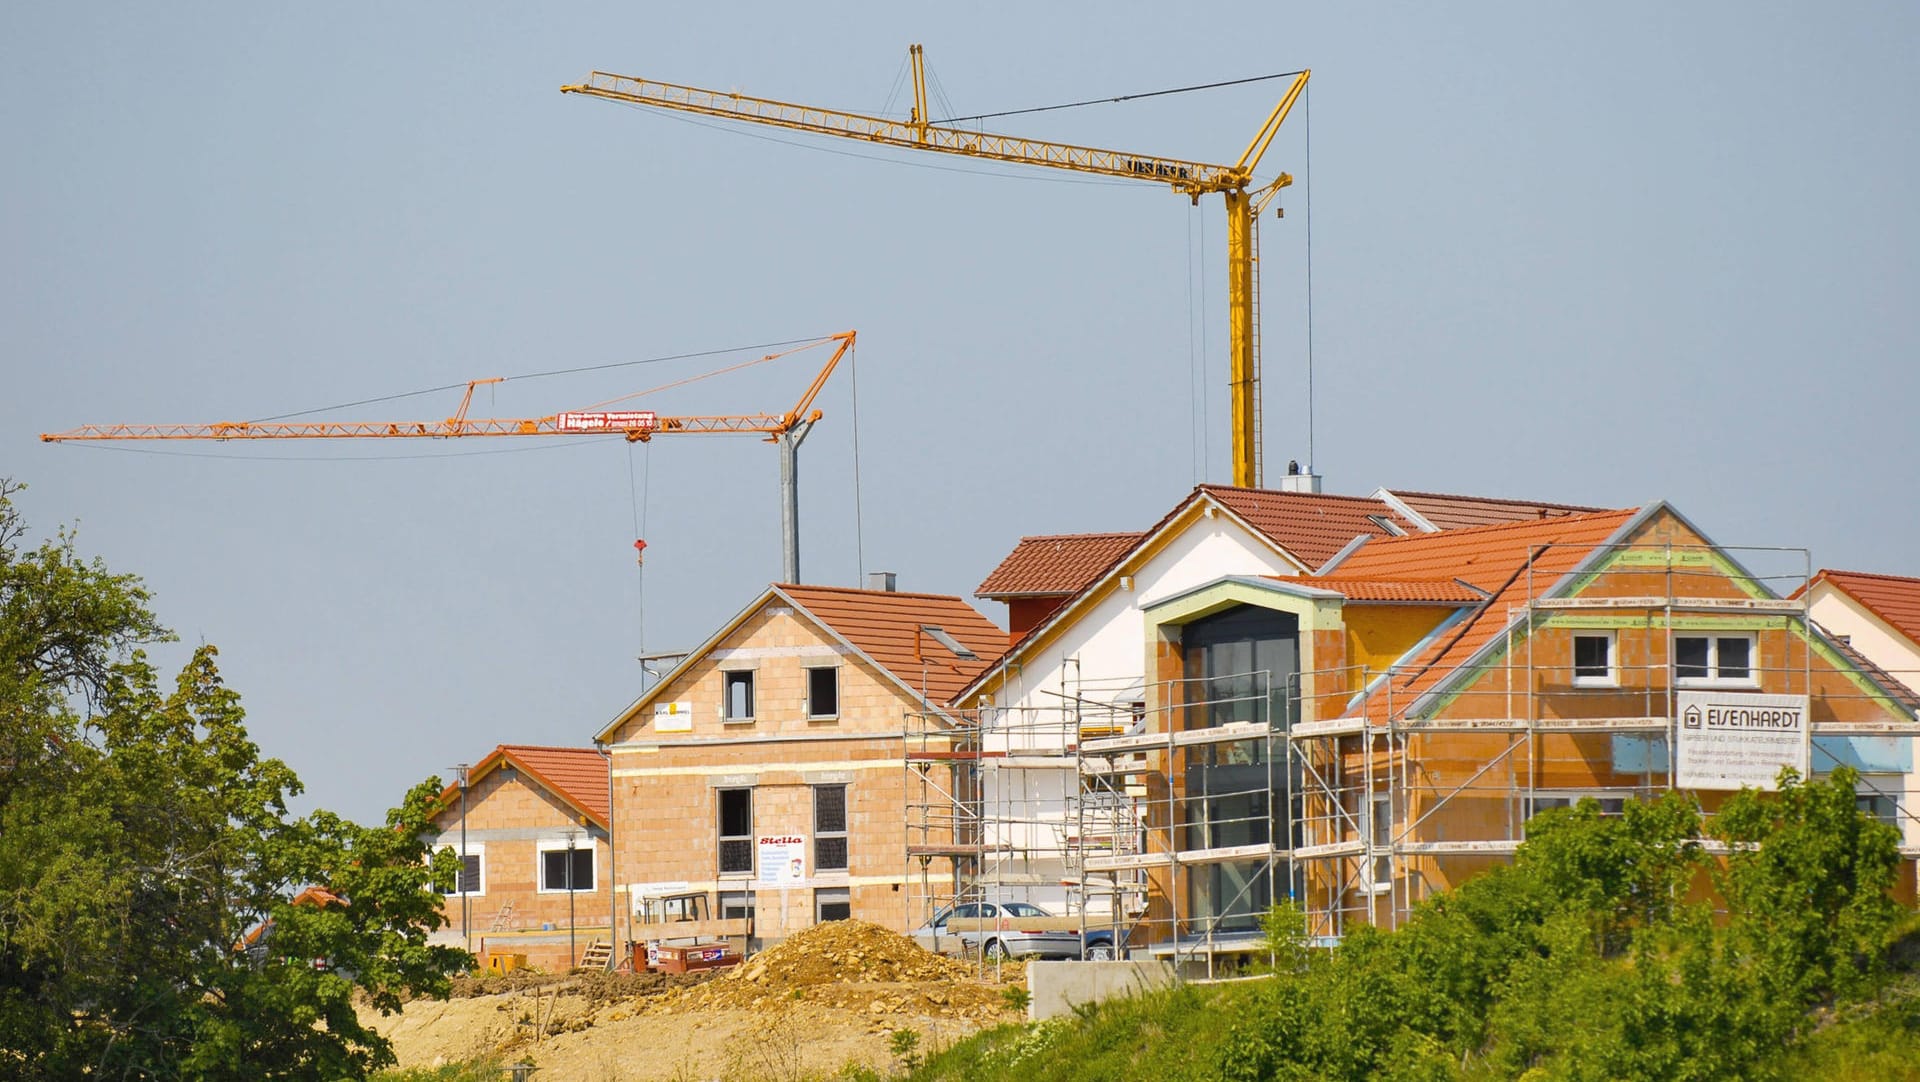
4, 3, 1916, 824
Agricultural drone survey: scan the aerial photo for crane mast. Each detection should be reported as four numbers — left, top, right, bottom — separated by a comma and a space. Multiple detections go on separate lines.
563, 49, 1308, 488
42, 332, 856, 583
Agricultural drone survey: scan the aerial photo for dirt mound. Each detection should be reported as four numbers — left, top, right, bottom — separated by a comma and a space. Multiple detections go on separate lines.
730, 919, 973, 986
657, 920, 1010, 1020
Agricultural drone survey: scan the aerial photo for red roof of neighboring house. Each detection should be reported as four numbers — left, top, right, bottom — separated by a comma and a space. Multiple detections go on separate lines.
1383, 490, 1607, 531
1266, 576, 1486, 604
1202, 486, 1419, 568
977, 532, 1146, 598
1804, 569, 1920, 646
437, 745, 610, 829
778, 584, 1004, 706
1335, 509, 1641, 714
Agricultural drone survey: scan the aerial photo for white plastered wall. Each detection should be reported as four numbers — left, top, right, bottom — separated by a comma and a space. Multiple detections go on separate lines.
1807, 585, 1920, 850
969, 508, 1306, 910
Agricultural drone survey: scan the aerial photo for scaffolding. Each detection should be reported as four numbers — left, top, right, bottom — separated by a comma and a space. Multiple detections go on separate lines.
915, 543, 1920, 961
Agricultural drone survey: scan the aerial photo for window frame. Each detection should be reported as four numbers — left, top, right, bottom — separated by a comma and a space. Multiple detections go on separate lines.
721, 668, 756, 723
719, 889, 756, 921
1674, 633, 1760, 687
1571, 631, 1618, 687
1361, 794, 1393, 893
814, 886, 852, 923
535, 838, 596, 895
805, 665, 840, 720
717, 787, 754, 877
443, 843, 485, 898
813, 784, 849, 872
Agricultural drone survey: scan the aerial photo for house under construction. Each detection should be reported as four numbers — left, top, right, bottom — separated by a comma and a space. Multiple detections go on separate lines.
913, 500, 1920, 968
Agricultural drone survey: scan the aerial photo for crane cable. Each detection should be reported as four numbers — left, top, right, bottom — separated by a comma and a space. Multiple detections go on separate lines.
627, 439, 651, 659
933, 69, 1307, 126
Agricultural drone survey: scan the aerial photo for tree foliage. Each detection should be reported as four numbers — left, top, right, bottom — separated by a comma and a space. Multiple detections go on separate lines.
1207, 778, 1907, 1082
0, 480, 467, 1079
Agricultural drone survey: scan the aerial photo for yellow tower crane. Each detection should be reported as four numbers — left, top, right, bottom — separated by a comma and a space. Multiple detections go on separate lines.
563, 47, 1308, 488
42, 332, 856, 583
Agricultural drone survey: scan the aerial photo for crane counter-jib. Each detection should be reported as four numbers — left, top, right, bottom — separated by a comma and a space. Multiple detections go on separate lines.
564, 49, 1309, 488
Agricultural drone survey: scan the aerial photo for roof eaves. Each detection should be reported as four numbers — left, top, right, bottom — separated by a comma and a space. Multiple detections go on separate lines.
596, 586, 781, 743
1808, 621, 1920, 721
1141, 574, 1346, 614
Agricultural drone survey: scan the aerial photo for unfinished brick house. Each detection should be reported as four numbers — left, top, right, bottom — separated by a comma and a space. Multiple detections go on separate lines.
596, 579, 1001, 948
1092, 502, 1920, 962
429, 744, 612, 972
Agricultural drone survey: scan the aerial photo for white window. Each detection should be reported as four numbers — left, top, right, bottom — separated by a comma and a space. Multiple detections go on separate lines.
537, 839, 595, 893
1675, 634, 1757, 685
1361, 794, 1392, 891
1572, 632, 1617, 687
722, 670, 755, 722
443, 843, 485, 897
806, 666, 839, 719
1526, 792, 1628, 821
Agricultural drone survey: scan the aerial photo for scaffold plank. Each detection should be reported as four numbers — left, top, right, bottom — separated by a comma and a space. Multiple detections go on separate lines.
1292, 840, 1365, 859
1290, 717, 1369, 739
1083, 851, 1172, 871
1395, 840, 1521, 855
1079, 731, 1169, 755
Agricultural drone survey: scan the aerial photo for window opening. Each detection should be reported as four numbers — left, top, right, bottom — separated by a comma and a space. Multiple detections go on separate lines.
1573, 633, 1615, 685
814, 785, 849, 871
807, 666, 839, 718
1675, 635, 1758, 684
718, 788, 753, 874
724, 670, 755, 721
815, 887, 851, 922
539, 844, 595, 892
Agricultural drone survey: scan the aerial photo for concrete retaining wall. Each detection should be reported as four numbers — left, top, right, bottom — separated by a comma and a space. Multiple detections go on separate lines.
1026, 960, 1177, 1021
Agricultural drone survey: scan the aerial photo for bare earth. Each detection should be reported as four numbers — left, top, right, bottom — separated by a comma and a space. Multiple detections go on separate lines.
359, 921, 1024, 1080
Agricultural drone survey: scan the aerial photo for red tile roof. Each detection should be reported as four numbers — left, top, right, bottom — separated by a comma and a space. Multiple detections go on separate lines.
1267, 575, 1486, 604
1202, 486, 1419, 568
1335, 510, 1642, 714
977, 532, 1145, 598
1806, 569, 1920, 646
1385, 490, 1607, 531
438, 745, 610, 829
778, 584, 1004, 707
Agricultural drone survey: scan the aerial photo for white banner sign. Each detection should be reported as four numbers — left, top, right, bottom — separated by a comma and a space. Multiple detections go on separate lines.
756, 834, 806, 886
556, 410, 658, 433
653, 701, 693, 733
1674, 691, 1810, 791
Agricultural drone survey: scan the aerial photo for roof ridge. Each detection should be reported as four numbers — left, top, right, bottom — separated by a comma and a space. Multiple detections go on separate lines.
777, 582, 974, 603
1389, 489, 1607, 511
1819, 568, 1920, 585
1355, 507, 1636, 545
1200, 484, 1385, 505
500, 743, 600, 753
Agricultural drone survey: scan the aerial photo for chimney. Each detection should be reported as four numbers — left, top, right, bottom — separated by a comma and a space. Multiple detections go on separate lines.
1277, 467, 1323, 494
867, 571, 897, 592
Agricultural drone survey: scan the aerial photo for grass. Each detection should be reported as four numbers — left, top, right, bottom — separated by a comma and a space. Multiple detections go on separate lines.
912, 981, 1253, 1082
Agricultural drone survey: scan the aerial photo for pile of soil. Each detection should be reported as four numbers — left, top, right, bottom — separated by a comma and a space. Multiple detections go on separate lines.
661, 920, 1011, 1020
732, 919, 973, 986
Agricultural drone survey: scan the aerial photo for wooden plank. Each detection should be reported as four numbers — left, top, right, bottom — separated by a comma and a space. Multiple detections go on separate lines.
630, 917, 750, 941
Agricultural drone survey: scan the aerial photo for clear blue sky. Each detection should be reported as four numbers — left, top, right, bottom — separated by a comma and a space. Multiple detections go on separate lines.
5, 3, 1916, 823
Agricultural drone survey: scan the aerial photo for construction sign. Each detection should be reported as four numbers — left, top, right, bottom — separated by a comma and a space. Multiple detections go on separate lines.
1674, 691, 1809, 790
757, 835, 806, 886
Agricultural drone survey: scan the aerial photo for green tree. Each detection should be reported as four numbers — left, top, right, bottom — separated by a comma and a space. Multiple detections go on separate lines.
0, 479, 468, 1079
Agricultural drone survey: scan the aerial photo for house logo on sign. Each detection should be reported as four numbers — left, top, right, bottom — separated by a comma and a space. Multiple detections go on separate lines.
1682, 704, 1703, 729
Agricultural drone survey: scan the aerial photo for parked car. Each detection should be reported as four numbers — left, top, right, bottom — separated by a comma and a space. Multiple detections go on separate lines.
912, 898, 1128, 961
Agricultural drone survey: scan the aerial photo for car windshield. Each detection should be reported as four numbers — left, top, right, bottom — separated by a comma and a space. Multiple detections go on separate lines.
1000, 902, 1050, 918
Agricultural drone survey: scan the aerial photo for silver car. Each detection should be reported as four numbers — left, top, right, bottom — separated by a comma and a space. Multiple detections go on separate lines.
911, 899, 1107, 961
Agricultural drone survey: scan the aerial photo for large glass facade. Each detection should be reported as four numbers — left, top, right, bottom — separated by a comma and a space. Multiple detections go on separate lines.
1178, 605, 1301, 932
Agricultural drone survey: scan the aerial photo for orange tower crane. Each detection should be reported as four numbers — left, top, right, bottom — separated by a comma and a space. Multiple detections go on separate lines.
42, 331, 857, 583
563, 47, 1308, 488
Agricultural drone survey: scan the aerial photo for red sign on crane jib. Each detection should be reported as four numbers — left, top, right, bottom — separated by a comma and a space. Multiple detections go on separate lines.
557, 410, 658, 433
